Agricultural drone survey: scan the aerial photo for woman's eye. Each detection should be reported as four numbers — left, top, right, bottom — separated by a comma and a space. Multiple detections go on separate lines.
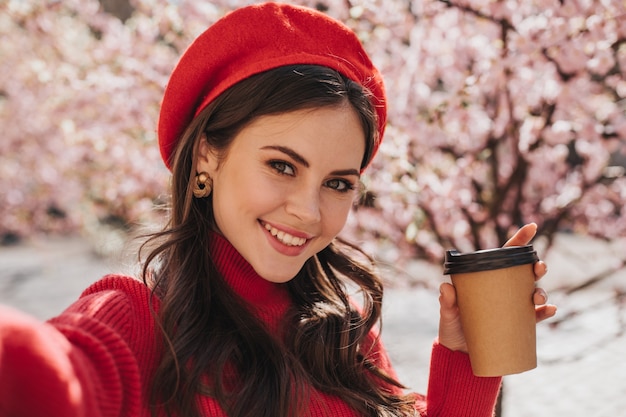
326, 178, 355, 193
269, 160, 295, 176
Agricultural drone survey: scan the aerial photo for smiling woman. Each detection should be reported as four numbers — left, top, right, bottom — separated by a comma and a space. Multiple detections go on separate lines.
147, 65, 399, 415
0, 3, 556, 417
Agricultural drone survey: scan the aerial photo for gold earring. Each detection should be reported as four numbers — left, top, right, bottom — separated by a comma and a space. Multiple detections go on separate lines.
193, 172, 212, 198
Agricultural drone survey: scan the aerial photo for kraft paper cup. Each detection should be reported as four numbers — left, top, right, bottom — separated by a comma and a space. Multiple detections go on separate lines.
443, 245, 539, 377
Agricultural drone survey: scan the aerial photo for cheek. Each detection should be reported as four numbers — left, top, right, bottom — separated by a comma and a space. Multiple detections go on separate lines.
215, 173, 280, 219
244, 175, 286, 207
321, 198, 354, 234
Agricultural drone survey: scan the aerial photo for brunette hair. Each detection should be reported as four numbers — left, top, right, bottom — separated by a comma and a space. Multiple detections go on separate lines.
142, 65, 414, 417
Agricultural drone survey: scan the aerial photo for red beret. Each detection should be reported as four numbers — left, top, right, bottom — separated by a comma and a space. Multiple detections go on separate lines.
157, 2, 386, 170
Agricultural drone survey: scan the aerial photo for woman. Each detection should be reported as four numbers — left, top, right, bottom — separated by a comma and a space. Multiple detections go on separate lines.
0, 3, 556, 417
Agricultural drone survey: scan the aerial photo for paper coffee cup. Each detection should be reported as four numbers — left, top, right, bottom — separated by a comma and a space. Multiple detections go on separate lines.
443, 245, 538, 377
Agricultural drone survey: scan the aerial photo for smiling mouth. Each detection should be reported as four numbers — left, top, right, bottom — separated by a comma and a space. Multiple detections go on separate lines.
262, 222, 307, 247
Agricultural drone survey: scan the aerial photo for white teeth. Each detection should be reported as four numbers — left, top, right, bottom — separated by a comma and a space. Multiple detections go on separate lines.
263, 223, 307, 246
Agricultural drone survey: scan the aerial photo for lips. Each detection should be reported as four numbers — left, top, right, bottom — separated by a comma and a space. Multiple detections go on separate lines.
262, 222, 307, 247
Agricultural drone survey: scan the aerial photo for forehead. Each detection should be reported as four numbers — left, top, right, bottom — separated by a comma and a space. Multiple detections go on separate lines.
229, 106, 366, 164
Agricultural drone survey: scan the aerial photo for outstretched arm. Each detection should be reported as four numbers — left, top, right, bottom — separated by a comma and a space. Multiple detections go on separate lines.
0, 304, 100, 417
0, 276, 153, 417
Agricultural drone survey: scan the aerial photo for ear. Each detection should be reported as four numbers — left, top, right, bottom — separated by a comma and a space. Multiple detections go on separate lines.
195, 134, 219, 176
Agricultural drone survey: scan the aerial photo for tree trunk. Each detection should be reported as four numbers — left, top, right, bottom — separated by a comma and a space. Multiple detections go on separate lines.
495, 381, 504, 417
98, 0, 134, 22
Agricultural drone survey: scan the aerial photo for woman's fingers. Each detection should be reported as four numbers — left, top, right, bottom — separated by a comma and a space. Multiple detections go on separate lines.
533, 260, 548, 281
533, 287, 548, 305
533, 287, 557, 322
503, 223, 537, 247
535, 304, 558, 323
505, 224, 548, 282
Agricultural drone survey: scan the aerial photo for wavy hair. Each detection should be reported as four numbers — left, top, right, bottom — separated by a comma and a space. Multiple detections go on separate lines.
142, 65, 414, 417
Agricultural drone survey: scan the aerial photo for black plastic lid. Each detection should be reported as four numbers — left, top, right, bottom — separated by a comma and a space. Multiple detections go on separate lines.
443, 245, 538, 275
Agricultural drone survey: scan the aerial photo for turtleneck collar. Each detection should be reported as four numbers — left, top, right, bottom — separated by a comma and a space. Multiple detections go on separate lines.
208, 232, 291, 314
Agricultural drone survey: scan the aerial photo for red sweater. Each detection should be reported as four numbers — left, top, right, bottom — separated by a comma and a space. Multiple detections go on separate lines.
0, 235, 501, 416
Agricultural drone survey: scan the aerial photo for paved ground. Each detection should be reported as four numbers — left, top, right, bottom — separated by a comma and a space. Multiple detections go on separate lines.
1, 231, 625, 416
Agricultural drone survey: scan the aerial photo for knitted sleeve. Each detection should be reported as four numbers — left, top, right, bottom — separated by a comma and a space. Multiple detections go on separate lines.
0, 275, 157, 417
362, 328, 501, 416
421, 340, 502, 416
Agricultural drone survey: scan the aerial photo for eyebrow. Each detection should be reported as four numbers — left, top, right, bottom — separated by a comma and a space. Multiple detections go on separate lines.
261, 145, 361, 177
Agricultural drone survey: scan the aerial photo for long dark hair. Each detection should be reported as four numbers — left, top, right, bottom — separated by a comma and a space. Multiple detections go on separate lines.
142, 65, 414, 417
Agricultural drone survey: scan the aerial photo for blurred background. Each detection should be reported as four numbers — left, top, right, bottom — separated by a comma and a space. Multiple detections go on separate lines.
1, 0, 625, 416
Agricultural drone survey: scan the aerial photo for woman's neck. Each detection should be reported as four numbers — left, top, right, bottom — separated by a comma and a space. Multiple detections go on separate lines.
209, 232, 291, 321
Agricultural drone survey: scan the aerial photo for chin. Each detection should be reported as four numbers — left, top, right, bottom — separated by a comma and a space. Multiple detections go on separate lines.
253, 264, 302, 284
260, 272, 298, 284
248, 250, 313, 283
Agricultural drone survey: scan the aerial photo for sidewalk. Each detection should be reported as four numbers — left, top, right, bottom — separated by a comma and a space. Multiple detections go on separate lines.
1, 232, 624, 416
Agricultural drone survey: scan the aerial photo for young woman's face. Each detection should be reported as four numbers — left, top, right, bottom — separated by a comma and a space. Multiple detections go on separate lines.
197, 105, 366, 283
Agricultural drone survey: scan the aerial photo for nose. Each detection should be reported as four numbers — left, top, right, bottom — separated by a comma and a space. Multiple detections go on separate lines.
285, 184, 322, 225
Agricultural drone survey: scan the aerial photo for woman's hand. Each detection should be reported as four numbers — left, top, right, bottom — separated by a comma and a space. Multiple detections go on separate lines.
438, 223, 558, 352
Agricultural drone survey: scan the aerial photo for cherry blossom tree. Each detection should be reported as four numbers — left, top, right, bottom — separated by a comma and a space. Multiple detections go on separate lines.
1, 0, 625, 267
1, 0, 167, 241
0, 0, 226, 242
340, 0, 626, 263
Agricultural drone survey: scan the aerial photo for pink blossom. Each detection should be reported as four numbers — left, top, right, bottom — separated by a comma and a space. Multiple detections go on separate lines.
1, 0, 624, 267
